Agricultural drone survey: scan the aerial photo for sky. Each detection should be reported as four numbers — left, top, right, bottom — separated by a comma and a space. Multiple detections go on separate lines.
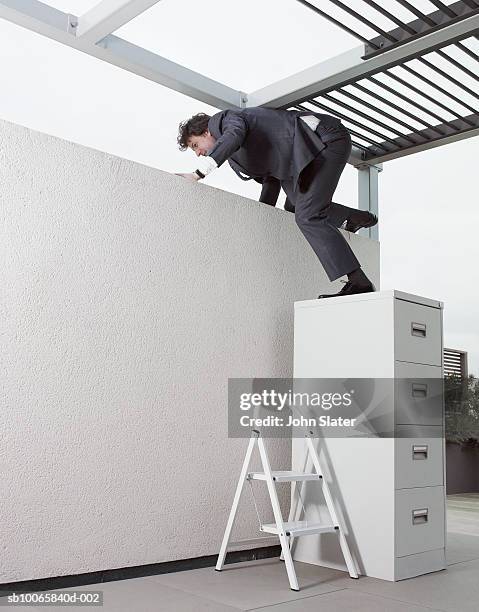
0, 0, 478, 373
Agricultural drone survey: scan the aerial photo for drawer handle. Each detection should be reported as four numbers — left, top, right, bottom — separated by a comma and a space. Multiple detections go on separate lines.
411, 322, 427, 338
412, 508, 429, 525
412, 445, 428, 460
412, 383, 428, 398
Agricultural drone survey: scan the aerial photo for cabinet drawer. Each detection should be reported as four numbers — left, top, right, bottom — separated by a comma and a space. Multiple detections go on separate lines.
394, 300, 442, 366
395, 426, 444, 489
395, 487, 445, 557
395, 548, 446, 580
395, 362, 444, 426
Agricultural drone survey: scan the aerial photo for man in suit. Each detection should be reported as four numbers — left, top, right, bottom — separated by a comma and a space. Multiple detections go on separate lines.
176, 107, 377, 298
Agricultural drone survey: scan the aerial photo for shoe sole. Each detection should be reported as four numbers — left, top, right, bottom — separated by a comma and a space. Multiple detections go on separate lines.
345, 214, 378, 233
317, 284, 376, 299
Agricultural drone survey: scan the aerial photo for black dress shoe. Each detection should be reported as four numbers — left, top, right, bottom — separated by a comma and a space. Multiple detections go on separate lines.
318, 280, 375, 299
344, 212, 378, 233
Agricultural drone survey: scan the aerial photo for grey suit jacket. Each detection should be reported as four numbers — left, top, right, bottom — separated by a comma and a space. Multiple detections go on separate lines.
207, 107, 345, 191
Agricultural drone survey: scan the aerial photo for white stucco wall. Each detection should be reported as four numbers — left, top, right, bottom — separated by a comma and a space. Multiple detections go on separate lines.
0, 119, 379, 583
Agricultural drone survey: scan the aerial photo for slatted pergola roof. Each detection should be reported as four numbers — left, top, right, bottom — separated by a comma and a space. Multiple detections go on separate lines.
1, 0, 478, 168
287, 0, 479, 163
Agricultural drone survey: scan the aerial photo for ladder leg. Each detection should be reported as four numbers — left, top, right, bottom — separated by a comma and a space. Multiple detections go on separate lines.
258, 437, 300, 591
281, 475, 309, 561
280, 480, 296, 562
337, 527, 359, 579
216, 435, 256, 571
282, 445, 314, 561
306, 437, 359, 579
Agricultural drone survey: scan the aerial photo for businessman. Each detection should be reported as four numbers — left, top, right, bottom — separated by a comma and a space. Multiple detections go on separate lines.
176, 107, 377, 298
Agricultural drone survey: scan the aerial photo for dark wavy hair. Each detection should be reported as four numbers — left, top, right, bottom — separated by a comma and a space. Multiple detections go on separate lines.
177, 113, 212, 151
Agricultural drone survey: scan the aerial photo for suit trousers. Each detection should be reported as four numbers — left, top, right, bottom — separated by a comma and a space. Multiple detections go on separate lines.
281, 131, 360, 282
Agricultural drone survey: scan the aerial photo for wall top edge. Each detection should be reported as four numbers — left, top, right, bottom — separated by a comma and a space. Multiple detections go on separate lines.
294, 290, 443, 310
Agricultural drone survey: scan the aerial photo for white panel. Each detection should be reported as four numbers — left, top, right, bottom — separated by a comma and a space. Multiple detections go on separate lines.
292, 437, 396, 580
294, 293, 394, 379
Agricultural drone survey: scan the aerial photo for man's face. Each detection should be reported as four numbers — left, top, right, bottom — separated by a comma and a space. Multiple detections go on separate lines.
187, 131, 216, 157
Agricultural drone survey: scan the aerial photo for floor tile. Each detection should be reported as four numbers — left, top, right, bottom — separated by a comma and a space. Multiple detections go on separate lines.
447, 494, 479, 537
30, 577, 240, 612
18, 516, 478, 612
447, 531, 479, 565
153, 558, 346, 609
340, 558, 479, 612
249, 588, 446, 612
0, 599, 34, 610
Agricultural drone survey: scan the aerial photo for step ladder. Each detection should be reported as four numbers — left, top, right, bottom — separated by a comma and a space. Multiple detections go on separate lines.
215, 429, 358, 591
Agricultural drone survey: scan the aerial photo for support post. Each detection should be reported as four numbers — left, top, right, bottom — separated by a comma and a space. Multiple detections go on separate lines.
357, 162, 382, 241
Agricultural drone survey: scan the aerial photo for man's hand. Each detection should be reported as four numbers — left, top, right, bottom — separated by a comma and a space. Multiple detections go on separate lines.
175, 172, 200, 181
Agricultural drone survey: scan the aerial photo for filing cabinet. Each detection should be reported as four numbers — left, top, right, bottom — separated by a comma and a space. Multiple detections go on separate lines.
292, 290, 446, 581
395, 426, 444, 489
395, 362, 443, 426
394, 298, 442, 366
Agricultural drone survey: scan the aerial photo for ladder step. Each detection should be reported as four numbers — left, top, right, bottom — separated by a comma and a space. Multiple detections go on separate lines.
248, 471, 321, 482
261, 521, 338, 537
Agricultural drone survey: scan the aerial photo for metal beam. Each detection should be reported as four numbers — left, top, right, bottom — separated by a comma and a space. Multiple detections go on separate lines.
0, 0, 75, 37
76, 0, 161, 44
365, 0, 479, 58
357, 163, 381, 241
247, 13, 479, 108
0, 0, 244, 110
97, 35, 246, 109
363, 113, 479, 164
296, 0, 372, 45
349, 146, 370, 166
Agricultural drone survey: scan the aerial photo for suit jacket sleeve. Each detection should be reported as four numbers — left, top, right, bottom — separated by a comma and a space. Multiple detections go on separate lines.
208, 111, 249, 167
258, 177, 281, 206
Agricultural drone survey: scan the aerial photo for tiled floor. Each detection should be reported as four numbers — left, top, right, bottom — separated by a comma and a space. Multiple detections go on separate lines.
447, 493, 479, 536
23, 495, 479, 611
